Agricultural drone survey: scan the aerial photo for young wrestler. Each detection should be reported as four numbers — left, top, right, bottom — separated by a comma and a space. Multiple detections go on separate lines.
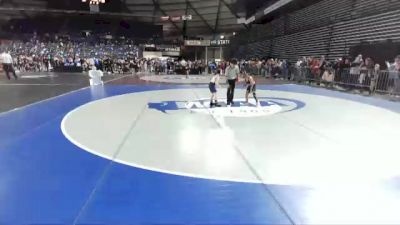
209, 70, 221, 108
244, 72, 260, 106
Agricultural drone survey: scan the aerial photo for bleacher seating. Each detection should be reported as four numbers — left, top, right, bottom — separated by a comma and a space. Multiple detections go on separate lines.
270, 17, 285, 36
230, 0, 400, 62
287, 0, 352, 33
233, 40, 271, 59
329, 9, 400, 61
271, 26, 331, 63
353, 0, 400, 17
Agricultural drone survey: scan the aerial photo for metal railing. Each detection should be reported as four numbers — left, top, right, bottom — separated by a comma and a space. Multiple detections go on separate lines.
289, 67, 400, 96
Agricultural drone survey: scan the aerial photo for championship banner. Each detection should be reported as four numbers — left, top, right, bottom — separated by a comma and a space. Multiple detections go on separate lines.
210, 39, 230, 46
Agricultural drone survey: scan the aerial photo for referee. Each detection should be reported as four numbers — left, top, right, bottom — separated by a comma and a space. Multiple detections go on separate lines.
1, 50, 18, 80
225, 59, 240, 106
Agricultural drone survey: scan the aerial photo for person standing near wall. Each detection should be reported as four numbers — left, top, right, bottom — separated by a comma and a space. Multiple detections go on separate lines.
386, 55, 400, 97
225, 59, 240, 106
370, 63, 380, 95
318, 55, 327, 85
0, 50, 18, 80
281, 60, 289, 80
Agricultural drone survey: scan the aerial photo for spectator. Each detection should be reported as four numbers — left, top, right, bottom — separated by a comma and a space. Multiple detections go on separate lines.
336, 58, 350, 83
386, 55, 400, 97
360, 57, 374, 86
281, 60, 289, 80
318, 55, 327, 85
310, 57, 320, 82
351, 54, 363, 83
370, 64, 380, 94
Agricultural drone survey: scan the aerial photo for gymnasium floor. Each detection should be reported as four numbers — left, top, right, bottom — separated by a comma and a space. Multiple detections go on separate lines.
0, 73, 400, 225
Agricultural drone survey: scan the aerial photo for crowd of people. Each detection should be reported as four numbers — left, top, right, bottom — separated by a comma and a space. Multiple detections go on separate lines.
207, 58, 290, 79
0, 34, 140, 74
207, 59, 290, 79
292, 55, 400, 95
1, 33, 399, 96
226, 55, 400, 96
0, 34, 216, 76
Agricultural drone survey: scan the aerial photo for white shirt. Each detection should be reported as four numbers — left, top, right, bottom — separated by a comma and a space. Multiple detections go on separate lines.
88, 58, 95, 66
225, 65, 240, 80
1, 52, 13, 64
89, 68, 103, 78
180, 60, 188, 67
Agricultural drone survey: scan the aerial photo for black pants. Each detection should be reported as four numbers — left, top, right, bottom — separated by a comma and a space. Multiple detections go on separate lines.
2, 64, 17, 80
105, 64, 114, 73
227, 79, 236, 104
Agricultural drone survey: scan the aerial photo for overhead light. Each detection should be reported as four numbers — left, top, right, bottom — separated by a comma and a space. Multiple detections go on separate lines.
220, 35, 225, 39
233, 32, 236, 36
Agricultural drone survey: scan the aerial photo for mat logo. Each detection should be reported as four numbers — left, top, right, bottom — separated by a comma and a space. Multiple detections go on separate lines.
21, 74, 57, 79
148, 97, 305, 117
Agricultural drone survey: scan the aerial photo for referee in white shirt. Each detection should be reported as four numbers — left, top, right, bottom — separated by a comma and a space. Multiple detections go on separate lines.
225, 59, 240, 106
1, 50, 18, 80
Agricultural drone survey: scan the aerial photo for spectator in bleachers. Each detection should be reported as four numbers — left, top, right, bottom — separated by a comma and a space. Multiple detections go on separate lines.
351, 54, 363, 76
281, 60, 289, 80
369, 63, 380, 94
386, 55, 400, 97
2, 33, 141, 74
265, 59, 272, 78
310, 57, 320, 82
332, 58, 342, 82
271, 59, 281, 78
322, 62, 334, 86
359, 57, 374, 85
295, 57, 306, 81
339, 58, 351, 84
256, 58, 262, 75
318, 55, 327, 84
209, 61, 217, 74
